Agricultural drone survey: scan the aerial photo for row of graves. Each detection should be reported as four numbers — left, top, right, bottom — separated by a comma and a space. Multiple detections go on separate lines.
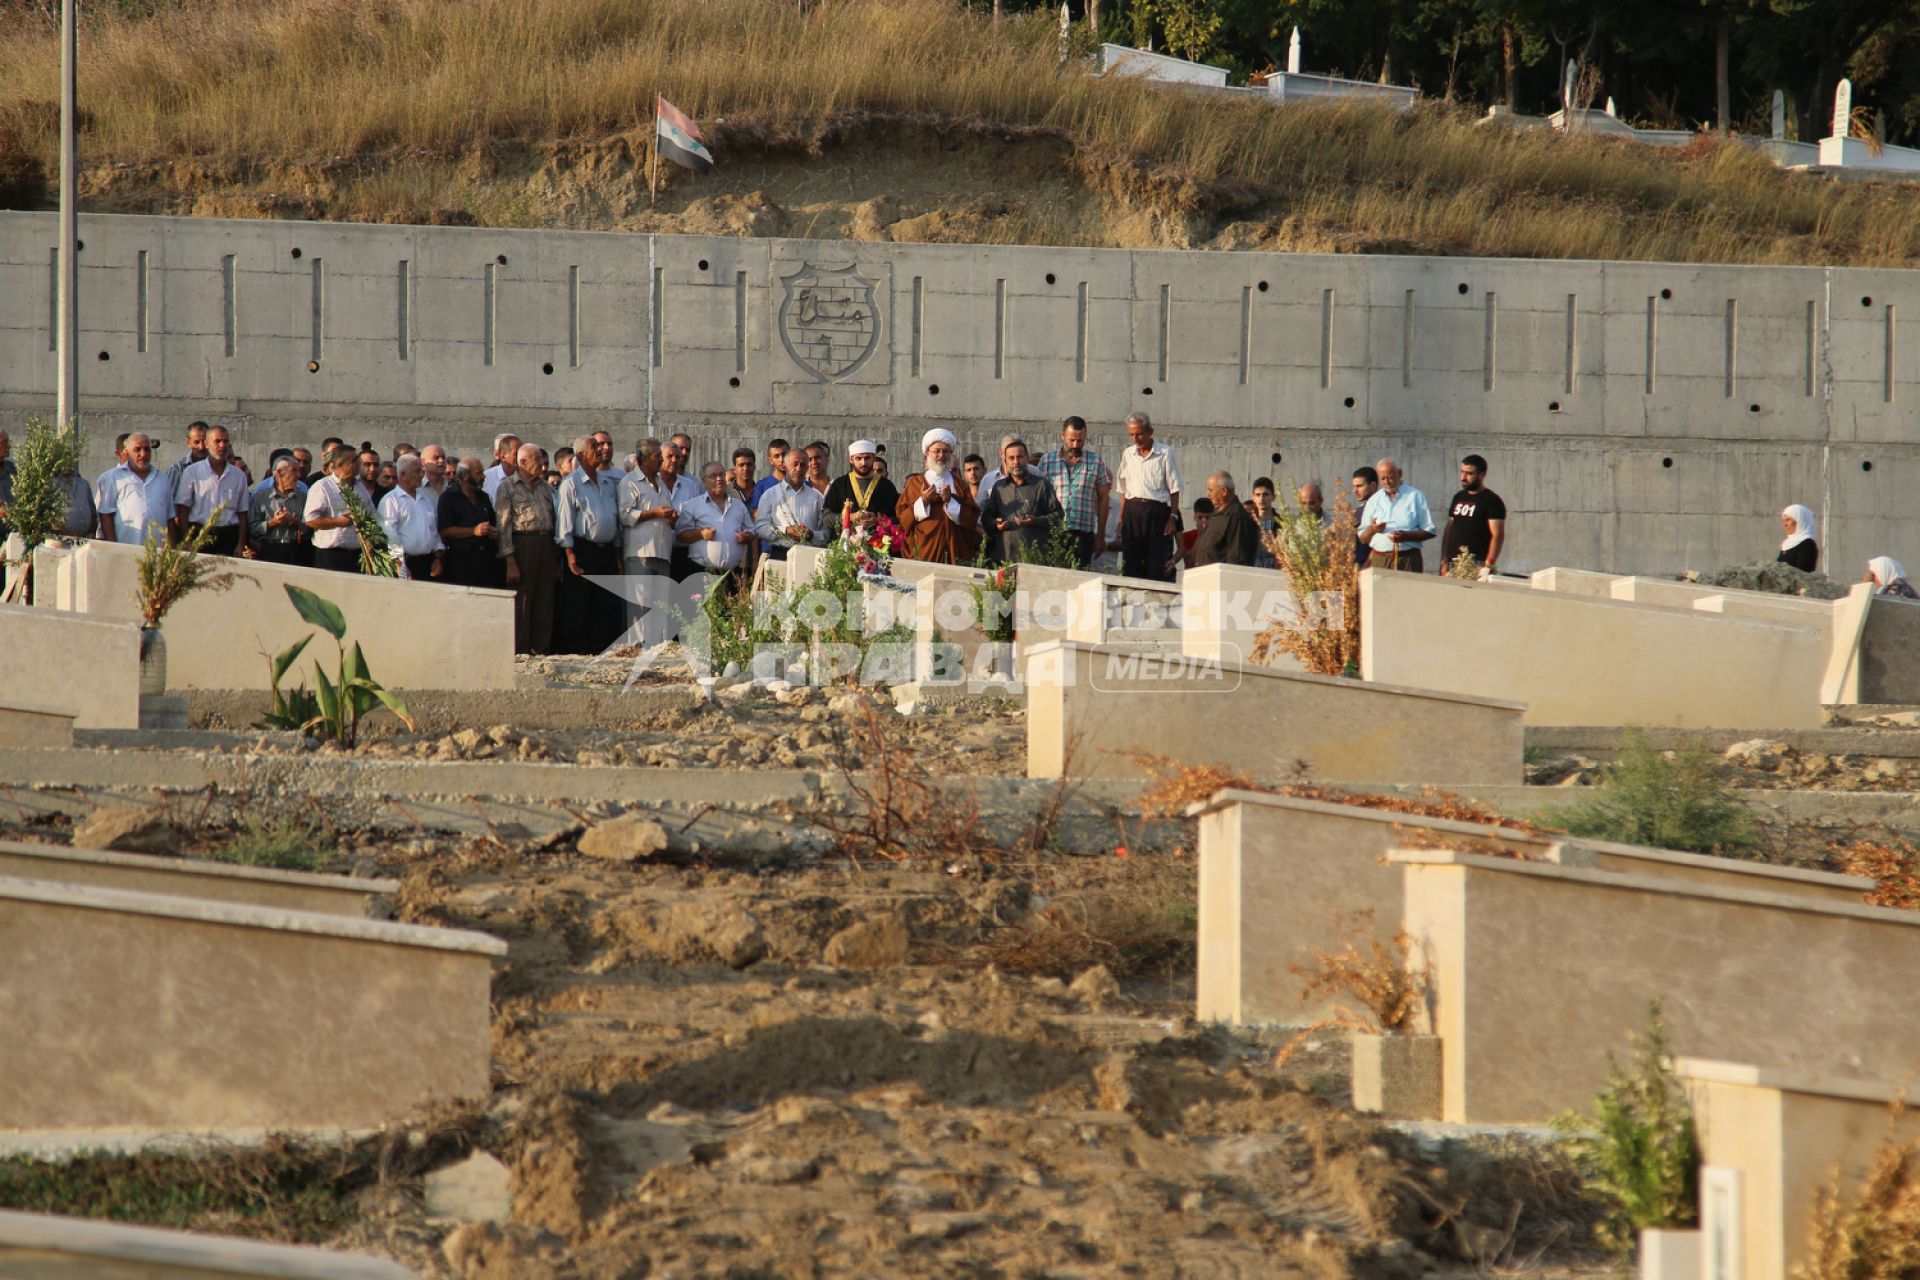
0, 529, 1917, 1272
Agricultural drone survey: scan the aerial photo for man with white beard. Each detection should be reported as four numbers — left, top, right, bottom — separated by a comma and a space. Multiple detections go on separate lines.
896, 428, 980, 564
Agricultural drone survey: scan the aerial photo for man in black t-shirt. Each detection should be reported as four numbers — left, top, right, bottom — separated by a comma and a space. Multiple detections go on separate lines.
1440, 453, 1507, 573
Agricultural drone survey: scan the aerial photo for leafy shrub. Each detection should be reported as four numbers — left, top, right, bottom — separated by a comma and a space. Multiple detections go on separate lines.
0, 416, 82, 602
135, 510, 233, 626
1544, 732, 1755, 853
264, 585, 414, 746
1555, 1002, 1700, 1257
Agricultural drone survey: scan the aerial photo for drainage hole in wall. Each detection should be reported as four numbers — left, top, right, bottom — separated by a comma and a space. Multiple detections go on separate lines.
928, 384, 940, 396
1257, 281, 1269, 292
1270, 451, 1282, 464
307, 360, 320, 373
1141, 386, 1154, 396
495, 254, 508, 265
1748, 403, 1761, 413
697, 259, 710, 272
1863, 296, 1874, 307
291, 247, 303, 259
728, 376, 740, 388
1548, 401, 1562, 412
1863, 460, 1875, 472
1343, 396, 1355, 408
1457, 282, 1469, 295
1660, 288, 1672, 300
1045, 272, 1057, 285
1661, 457, 1674, 468
97, 351, 109, 361
542, 362, 554, 375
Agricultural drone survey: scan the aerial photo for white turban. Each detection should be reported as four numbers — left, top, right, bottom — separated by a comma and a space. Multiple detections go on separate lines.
849, 439, 879, 458
921, 428, 957, 455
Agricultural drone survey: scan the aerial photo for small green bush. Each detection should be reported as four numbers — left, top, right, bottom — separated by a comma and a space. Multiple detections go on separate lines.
214, 814, 338, 873
1556, 1002, 1701, 1257
1544, 731, 1755, 853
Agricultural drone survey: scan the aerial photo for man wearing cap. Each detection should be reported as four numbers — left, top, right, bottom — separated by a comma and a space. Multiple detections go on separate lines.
897, 428, 980, 565
823, 440, 900, 539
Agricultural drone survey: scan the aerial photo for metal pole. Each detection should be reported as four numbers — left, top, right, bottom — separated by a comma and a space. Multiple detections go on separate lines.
55, 0, 79, 430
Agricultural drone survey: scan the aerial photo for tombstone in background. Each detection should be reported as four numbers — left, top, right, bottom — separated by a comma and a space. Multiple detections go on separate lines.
1831, 77, 1852, 139
1772, 89, 1786, 141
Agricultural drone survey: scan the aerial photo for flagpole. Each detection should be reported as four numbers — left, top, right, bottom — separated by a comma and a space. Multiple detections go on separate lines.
648, 95, 659, 208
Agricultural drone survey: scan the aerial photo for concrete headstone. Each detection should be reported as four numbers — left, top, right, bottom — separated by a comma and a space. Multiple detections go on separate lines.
1832, 78, 1852, 138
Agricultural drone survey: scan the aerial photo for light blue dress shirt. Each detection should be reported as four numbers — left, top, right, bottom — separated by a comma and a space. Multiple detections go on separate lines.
554, 467, 622, 547
1360, 485, 1435, 553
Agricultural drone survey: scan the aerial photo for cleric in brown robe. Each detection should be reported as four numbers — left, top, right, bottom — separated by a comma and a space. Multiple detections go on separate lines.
896, 427, 980, 564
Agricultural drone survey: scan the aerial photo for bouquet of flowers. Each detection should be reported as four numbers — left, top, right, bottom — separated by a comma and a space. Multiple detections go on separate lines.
343, 488, 399, 577
857, 515, 905, 576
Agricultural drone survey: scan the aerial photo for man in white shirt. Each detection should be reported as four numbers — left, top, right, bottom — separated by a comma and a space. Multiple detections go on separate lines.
174, 424, 251, 556
163, 421, 210, 537
1359, 456, 1436, 572
97, 434, 175, 547
378, 454, 445, 581
677, 461, 755, 596
1113, 411, 1182, 582
753, 448, 826, 561
303, 445, 365, 574
618, 439, 679, 646
482, 434, 521, 501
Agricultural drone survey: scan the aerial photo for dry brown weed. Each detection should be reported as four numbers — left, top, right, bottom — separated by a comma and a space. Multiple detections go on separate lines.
1798, 1096, 1920, 1280
1273, 907, 1432, 1068
1837, 837, 1920, 910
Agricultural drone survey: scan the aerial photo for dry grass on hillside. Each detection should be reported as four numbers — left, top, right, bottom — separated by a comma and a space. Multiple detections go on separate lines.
5, 0, 1920, 263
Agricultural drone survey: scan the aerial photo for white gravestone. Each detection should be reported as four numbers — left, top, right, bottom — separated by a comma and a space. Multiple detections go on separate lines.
1832, 78, 1852, 139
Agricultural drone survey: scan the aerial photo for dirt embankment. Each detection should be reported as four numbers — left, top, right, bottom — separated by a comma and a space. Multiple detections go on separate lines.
33, 119, 1390, 254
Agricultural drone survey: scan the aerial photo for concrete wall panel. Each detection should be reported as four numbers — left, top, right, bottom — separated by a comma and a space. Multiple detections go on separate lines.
5, 213, 1916, 577
0, 602, 141, 729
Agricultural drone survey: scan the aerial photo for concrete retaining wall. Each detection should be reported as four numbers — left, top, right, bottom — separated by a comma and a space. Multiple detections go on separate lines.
0, 602, 142, 729
1359, 570, 1827, 728
0, 876, 503, 1134
1399, 850, 1920, 1123
0, 840, 396, 917
4, 212, 1915, 579
38, 537, 515, 691
1025, 639, 1524, 784
1191, 789, 1870, 1026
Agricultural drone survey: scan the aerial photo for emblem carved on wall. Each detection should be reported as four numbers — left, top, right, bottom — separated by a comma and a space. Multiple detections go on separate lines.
777, 263, 881, 383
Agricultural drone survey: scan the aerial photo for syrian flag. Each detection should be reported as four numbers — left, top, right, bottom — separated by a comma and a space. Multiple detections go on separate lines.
656, 96, 713, 174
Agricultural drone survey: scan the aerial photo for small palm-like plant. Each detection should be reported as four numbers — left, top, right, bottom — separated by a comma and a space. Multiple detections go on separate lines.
265, 585, 414, 746
135, 511, 234, 627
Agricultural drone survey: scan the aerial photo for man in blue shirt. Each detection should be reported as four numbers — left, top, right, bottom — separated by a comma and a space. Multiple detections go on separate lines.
1358, 457, 1435, 572
554, 432, 625, 653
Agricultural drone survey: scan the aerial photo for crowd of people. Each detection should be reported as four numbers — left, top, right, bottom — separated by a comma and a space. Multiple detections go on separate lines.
0, 416, 1913, 654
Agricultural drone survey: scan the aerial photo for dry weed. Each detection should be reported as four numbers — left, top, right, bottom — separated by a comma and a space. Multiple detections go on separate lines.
1273, 907, 1432, 1068
1253, 491, 1360, 677
948, 851, 1196, 980
804, 702, 991, 866
1837, 837, 1920, 910
1797, 1097, 1920, 1280
1124, 751, 1542, 832
5, 0, 1920, 264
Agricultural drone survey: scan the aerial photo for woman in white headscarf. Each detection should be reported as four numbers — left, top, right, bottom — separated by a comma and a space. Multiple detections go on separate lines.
1777, 504, 1819, 573
1866, 557, 1919, 600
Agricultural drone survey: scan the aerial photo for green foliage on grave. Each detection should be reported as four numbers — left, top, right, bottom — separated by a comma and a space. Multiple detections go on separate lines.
215, 812, 340, 872
1543, 731, 1755, 853
1555, 1002, 1700, 1257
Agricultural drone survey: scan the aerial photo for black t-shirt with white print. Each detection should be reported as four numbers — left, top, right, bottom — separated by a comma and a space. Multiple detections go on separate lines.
1441, 487, 1506, 566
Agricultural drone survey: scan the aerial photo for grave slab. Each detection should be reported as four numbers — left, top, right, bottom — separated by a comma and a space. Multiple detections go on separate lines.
0, 841, 397, 917
0, 876, 504, 1134
1177, 562, 1305, 671
0, 602, 142, 729
1027, 640, 1524, 784
1360, 571, 1826, 728
0, 1208, 418, 1278
1397, 850, 1920, 1124
0, 700, 76, 748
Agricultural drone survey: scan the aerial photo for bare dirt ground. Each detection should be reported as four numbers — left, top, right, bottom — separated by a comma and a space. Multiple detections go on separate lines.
354, 836, 1603, 1278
